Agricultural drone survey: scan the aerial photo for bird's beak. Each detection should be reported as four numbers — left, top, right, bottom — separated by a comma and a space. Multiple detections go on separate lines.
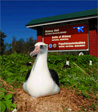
30, 46, 40, 57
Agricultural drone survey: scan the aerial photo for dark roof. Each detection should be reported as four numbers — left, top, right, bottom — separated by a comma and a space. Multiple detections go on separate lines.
26, 8, 98, 27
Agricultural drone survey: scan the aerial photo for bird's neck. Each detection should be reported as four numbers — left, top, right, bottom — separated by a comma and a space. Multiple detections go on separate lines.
33, 52, 48, 71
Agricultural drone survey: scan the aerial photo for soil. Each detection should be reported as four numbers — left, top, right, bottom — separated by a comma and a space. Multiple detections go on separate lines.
14, 86, 97, 112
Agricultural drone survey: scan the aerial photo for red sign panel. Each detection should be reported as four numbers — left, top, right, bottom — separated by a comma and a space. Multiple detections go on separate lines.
44, 23, 89, 51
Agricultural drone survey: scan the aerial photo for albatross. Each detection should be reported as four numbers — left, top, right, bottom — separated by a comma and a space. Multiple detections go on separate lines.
23, 42, 60, 98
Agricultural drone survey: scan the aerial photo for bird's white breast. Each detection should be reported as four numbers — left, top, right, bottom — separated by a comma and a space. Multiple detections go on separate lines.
24, 49, 60, 97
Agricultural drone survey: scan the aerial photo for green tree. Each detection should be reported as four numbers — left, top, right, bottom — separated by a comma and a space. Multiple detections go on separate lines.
11, 37, 25, 53
0, 31, 7, 55
5, 42, 12, 55
11, 36, 16, 53
25, 37, 36, 54
4, 36, 36, 54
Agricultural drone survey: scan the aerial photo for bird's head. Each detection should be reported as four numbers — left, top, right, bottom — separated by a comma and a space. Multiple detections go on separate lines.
30, 42, 48, 57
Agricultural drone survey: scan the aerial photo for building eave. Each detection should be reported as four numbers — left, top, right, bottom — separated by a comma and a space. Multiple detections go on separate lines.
26, 15, 98, 28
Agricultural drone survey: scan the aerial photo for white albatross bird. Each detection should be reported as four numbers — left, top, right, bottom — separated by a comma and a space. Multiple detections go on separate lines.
23, 42, 60, 98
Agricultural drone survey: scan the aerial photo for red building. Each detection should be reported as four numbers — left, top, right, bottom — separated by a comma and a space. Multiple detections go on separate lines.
26, 8, 98, 57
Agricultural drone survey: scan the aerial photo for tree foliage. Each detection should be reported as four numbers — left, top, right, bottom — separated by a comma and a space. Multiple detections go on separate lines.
0, 31, 7, 55
5, 36, 36, 55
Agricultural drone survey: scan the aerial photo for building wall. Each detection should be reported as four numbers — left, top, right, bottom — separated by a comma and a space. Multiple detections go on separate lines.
89, 30, 98, 57
36, 19, 98, 57
37, 27, 43, 42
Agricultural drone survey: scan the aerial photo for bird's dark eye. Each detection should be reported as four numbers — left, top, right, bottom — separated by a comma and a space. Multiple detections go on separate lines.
40, 45, 43, 49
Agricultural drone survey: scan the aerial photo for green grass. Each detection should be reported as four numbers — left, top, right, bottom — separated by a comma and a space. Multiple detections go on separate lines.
0, 53, 98, 111
0, 53, 98, 96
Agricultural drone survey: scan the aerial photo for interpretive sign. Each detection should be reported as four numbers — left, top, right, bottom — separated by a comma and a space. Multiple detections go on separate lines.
44, 23, 89, 51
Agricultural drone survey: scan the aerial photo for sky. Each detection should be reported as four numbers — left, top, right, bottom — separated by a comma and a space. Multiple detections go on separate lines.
1, 0, 98, 44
